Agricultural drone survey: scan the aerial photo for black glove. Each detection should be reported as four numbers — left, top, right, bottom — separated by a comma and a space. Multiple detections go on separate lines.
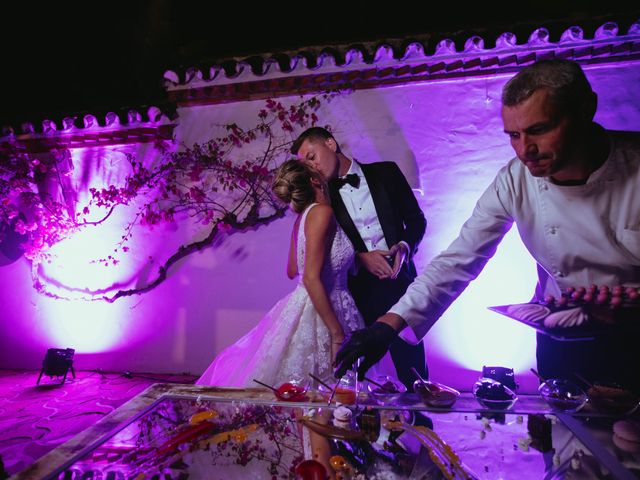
333, 322, 398, 380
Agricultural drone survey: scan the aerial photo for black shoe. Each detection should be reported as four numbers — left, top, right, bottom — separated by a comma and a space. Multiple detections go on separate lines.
413, 411, 434, 430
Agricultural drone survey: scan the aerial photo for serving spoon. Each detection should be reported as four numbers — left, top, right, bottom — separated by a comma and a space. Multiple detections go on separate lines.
252, 378, 293, 399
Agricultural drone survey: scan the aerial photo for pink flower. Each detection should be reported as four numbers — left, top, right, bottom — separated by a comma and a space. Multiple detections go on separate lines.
14, 219, 27, 234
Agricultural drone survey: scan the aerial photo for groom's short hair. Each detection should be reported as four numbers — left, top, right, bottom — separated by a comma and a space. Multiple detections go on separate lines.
291, 127, 340, 155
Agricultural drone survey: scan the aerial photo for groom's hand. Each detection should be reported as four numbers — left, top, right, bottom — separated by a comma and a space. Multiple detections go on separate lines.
388, 242, 409, 279
334, 322, 398, 380
357, 250, 394, 279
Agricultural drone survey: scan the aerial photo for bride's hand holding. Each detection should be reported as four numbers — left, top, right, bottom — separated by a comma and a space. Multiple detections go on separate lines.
330, 330, 345, 364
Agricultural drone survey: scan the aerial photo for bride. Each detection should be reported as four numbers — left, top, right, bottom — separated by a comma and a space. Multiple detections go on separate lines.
196, 160, 365, 387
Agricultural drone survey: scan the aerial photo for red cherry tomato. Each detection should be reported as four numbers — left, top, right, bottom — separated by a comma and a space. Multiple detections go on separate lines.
276, 383, 307, 401
610, 296, 623, 308
295, 459, 327, 480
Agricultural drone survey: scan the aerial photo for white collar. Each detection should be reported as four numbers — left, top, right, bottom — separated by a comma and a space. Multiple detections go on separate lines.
343, 159, 363, 177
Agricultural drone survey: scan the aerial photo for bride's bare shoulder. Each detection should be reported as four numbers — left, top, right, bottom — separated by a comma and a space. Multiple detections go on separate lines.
306, 203, 334, 221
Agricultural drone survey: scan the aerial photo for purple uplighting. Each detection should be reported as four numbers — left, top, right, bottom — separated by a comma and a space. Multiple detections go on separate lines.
1, 31, 639, 385
1, 12, 640, 479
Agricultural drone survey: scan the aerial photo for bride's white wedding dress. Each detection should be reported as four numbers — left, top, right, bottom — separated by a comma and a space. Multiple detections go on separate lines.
196, 203, 364, 387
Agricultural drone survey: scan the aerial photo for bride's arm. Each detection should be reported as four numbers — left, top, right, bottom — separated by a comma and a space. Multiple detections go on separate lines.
286, 217, 299, 279
303, 204, 344, 347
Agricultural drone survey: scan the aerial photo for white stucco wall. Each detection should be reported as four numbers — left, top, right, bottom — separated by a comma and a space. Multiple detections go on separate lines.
1, 61, 639, 394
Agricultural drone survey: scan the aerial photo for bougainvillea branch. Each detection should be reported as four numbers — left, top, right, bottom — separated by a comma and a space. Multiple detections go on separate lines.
102, 208, 287, 303
0, 92, 337, 301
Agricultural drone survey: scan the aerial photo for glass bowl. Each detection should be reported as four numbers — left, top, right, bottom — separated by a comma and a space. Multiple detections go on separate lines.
473, 377, 518, 410
379, 408, 415, 430
274, 379, 309, 402
538, 379, 587, 412
413, 380, 460, 408
587, 383, 640, 415
317, 372, 357, 405
366, 375, 407, 405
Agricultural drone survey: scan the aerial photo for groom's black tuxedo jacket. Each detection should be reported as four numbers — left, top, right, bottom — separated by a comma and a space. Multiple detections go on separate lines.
330, 161, 427, 325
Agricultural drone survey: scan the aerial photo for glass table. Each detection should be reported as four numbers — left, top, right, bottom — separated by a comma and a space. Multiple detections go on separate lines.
20, 385, 640, 480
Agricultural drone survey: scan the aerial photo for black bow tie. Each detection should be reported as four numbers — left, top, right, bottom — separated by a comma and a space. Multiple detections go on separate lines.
333, 173, 360, 189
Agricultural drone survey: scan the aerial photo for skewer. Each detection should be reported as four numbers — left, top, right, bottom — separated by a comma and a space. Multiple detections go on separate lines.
252, 378, 279, 393
309, 373, 333, 390
327, 378, 341, 405
530, 368, 546, 383
364, 375, 396, 393
573, 372, 594, 389
411, 366, 439, 392
410, 367, 426, 382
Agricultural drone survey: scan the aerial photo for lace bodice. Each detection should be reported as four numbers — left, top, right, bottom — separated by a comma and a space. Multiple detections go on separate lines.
297, 203, 355, 293
295, 203, 361, 335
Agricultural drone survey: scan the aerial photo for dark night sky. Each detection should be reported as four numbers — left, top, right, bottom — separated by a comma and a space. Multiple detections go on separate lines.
1, 1, 638, 129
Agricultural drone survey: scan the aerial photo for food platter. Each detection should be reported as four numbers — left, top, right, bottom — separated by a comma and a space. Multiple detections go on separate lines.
487, 302, 611, 341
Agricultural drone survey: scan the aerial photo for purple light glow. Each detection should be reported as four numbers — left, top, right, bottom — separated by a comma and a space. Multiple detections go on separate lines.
41, 299, 126, 352
426, 229, 538, 376
42, 221, 134, 292
1, 55, 638, 388
37, 208, 142, 352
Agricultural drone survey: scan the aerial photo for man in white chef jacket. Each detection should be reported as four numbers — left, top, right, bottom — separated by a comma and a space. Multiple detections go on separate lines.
335, 59, 640, 394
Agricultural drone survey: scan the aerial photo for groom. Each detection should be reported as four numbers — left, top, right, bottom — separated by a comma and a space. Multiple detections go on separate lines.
292, 127, 428, 390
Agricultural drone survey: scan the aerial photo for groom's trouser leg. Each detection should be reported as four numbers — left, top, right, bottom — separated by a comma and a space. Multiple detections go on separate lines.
389, 337, 428, 391
349, 272, 428, 392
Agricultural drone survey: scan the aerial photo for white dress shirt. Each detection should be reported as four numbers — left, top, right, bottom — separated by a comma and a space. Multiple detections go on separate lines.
390, 129, 640, 340
338, 160, 390, 252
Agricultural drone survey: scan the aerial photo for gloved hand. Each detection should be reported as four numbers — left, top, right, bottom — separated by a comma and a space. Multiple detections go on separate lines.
334, 322, 398, 380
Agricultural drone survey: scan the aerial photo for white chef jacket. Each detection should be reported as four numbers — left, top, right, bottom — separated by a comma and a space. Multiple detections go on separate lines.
390, 129, 640, 340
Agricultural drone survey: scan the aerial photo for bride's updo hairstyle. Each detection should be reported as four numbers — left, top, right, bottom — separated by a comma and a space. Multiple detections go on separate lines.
272, 159, 324, 213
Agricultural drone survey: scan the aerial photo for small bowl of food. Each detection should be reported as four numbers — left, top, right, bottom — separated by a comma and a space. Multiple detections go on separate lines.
587, 383, 640, 415
275, 380, 309, 402
473, 378, 518, 410
538, 379, 587, 412
318, 373, 358, 405
414, 380, 460, 408
366, 375, 407, 405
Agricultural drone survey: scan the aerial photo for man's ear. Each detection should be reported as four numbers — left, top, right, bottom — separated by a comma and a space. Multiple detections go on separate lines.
325, 137, 337, 152
586, 91, 598, 121
580, 91, 598, 122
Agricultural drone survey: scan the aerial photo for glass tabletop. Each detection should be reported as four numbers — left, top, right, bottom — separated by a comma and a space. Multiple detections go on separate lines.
47, 393, 640, 480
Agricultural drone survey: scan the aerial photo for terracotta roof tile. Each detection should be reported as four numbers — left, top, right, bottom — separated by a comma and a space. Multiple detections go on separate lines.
3, 17, 638, 148
0, 107, 176, 152
163, 20, 640, 107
